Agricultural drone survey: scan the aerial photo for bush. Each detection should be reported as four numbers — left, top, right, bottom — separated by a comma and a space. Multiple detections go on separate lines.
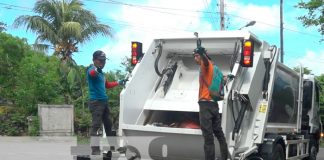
74, 107, 91, 136
27, 116, 39, 136
0, 106, 28, 136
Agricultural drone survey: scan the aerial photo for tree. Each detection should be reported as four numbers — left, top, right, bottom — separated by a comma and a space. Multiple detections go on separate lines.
13, 0, 112, 103
0, 22, 6, 32
13, 0, 111, 61
296, 0, 324, 39
121, 56, 135, 74
293, 66, 312, 74
0, 32, 29, 103
15, 53, 65, 114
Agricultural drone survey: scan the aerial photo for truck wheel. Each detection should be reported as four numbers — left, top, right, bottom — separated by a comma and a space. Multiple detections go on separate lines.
271, 144, 285, 160
309, 145, 317, 160
125, 145, 141, 160
308, 137, 317, 160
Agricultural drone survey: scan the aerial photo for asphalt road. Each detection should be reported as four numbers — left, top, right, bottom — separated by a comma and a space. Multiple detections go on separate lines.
317, 148, 324, 160
1, 137, 324, 160
0, 137, 76, 160
0, 137, 129, 160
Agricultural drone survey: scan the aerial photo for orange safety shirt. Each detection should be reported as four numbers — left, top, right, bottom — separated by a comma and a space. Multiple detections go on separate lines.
198, 60, 214, 101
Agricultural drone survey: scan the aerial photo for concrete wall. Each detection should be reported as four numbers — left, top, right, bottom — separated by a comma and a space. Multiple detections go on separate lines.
38, 104, 74, 136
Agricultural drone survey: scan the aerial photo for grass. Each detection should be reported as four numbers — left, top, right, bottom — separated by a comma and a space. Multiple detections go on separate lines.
77, 135, 90, 145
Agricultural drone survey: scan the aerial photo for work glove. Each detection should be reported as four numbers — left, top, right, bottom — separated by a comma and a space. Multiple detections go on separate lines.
118, 79, 128, 86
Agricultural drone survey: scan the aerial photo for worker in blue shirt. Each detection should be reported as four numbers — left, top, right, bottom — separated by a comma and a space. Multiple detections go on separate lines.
87, 50, 126, 155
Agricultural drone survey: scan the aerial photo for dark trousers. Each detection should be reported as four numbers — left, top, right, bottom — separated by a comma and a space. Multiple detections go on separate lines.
89, 100, 113, 137
199, 101, 228, 160
88, 100, 113, 154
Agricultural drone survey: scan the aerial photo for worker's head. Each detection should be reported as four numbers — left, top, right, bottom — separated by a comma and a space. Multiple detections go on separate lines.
193, 52, 202, 65
193, 47, 208, 65
92, 50, 107, 69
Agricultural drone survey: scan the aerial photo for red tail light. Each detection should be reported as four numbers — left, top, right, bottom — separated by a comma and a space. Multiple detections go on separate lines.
241, 40, 254, 67
131, 41, 143, 66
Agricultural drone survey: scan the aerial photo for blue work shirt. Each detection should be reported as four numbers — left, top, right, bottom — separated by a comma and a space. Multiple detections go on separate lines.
87, 65, 108, 101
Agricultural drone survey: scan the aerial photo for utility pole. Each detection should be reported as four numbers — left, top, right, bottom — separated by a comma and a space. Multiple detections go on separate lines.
220, 0, 225, 30
280, 0, 284, 63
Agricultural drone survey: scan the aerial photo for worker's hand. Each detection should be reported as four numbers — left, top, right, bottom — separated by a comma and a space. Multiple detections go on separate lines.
118, 79, 128, 86
194, 46, 206, 55
96, 67, 103, 73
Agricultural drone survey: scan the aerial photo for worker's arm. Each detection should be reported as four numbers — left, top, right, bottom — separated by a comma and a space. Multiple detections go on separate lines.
88, 66, 102, 78
201, 54, 209, 67
105, 79, 127, 88
105, 81, 119, 89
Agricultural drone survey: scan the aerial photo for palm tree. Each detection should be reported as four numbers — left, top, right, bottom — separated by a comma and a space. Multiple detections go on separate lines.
13, 0, 112, 104
13, 0, 111, 62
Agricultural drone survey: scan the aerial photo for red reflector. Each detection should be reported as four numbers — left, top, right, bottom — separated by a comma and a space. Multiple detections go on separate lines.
131, 56, 137, 65
243, 50, 251, 56
243, 55, 252, 65
243, 46, 251, 55
243, 60, 251, 65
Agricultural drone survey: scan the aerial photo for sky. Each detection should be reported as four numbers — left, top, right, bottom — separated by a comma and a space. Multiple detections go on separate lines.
0, 0, 323, 75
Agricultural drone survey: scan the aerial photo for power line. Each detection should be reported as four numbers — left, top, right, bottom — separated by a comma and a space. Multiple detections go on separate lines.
99, 17, 194, 33
84, 0, 213, 19
202, 0, 217, 28
0, 2, 33, 12
84, 0, 321, 38
225, 13, 321, 38
84, 0, 211, 14
1, 0, 321, 39
0, 2, 33, 10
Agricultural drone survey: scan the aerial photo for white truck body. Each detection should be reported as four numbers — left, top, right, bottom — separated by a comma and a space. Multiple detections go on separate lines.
118, 31, 321, 160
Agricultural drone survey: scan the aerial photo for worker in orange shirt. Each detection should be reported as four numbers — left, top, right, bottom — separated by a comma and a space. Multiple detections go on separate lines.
193, 47, 228, 160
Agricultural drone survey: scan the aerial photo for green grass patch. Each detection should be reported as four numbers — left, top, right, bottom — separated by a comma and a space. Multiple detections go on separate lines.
77, 135, 90, 145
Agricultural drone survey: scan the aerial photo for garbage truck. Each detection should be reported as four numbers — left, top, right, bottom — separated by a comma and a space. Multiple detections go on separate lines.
117, 30, 321, 160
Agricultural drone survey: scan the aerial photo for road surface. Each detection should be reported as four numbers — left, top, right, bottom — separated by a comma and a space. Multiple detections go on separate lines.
0, 137, 324, 160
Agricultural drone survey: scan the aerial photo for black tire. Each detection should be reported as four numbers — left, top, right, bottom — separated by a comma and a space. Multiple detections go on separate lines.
271, 144, 285, 160
308, 137, 318, 160
125, 145, 141, 160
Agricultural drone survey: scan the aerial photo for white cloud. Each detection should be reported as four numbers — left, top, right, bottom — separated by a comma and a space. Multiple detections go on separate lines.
225, 0, 281, 33
101, 0, 213, 71
287, 50, 324, 75
97, 0, 321, 73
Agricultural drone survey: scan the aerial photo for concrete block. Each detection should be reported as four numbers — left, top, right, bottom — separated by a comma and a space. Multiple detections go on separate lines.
38, 104, 74, 136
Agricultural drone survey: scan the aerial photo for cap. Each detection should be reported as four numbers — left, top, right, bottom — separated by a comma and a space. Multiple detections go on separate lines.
193, 46, 211, 60
93, 50, 107, 60
193, 46, 206, 55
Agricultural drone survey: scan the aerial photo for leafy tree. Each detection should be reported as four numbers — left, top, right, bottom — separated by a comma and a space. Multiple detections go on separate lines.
296, 0, 324, 39
13, 0, 112, 104
121, 56, 135, 74
0, 32, 29, 103
0, 22, 6, 32
104, 58, 134, 129
13, 0, 111, 60
15, 53, 65, 114
293, 66, 312, 74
